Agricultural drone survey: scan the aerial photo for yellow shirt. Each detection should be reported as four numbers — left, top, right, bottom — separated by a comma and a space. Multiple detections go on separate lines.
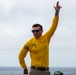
18, 16, 59, 69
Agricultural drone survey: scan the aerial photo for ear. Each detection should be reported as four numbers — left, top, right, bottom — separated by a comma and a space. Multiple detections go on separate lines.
41, 30, 43, 33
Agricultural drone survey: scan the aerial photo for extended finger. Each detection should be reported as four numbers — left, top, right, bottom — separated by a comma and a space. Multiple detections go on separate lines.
56, 1, 59, 7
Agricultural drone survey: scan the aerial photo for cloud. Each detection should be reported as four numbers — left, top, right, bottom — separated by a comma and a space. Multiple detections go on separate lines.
0, 0, 76, 67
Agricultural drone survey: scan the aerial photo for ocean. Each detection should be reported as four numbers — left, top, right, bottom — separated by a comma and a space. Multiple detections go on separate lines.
0, 67, 76, 75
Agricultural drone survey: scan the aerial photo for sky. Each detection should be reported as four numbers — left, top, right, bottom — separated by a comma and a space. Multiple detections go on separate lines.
0, 0, 76, 68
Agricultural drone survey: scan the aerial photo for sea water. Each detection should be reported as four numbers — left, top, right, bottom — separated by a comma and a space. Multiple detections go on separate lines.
0, 67, 76, 75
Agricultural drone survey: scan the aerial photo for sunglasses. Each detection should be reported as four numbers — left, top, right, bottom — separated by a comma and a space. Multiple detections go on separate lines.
31, 30, 41, 33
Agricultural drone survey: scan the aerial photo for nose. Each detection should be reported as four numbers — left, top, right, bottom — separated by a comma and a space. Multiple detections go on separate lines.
33, 31, 37, 34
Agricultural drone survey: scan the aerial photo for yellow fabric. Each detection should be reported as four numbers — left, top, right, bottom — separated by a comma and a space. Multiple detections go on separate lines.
18, 16, 59, 69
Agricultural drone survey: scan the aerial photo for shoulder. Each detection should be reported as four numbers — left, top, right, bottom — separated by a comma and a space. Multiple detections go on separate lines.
26, 37, 34, 44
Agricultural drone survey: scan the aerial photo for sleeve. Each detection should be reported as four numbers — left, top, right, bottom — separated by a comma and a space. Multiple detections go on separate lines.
18, 40, 30, 69
45, 16, 59, 43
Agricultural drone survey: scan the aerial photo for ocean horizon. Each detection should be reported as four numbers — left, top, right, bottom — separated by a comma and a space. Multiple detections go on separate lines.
0, 67, 76, 75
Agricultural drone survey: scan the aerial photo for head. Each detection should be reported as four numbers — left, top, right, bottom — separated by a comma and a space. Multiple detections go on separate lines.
31, 23, 43, 38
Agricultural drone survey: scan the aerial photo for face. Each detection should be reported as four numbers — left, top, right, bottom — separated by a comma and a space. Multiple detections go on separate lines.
31, 26, 43, 38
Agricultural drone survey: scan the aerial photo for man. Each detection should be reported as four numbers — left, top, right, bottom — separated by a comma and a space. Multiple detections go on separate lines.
18, 1, 61, 75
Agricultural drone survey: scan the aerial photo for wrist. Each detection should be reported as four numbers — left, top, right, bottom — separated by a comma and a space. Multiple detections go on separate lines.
24, 68, 27, 70
55, 11, 59, 16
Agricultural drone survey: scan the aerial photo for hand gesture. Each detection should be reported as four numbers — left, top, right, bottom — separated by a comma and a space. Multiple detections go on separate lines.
54, 1, 62, 13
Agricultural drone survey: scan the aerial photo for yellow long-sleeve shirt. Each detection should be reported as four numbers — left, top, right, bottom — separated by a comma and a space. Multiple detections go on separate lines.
18, 16, 59, 69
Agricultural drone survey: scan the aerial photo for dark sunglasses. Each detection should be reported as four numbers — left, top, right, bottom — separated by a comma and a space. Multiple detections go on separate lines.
31, 30, 40, 33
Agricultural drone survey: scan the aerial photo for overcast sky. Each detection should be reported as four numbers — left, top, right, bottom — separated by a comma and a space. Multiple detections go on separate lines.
0, 0, 76, 67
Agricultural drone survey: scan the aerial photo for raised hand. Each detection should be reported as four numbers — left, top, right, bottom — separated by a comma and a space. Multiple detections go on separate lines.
54, 1, 62, 13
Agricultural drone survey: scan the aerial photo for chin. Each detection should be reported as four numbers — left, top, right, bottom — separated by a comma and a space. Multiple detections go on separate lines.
34, 36, 39, 38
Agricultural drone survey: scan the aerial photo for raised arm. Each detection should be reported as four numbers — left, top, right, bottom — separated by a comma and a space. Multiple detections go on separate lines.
45, 1, 62, 42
